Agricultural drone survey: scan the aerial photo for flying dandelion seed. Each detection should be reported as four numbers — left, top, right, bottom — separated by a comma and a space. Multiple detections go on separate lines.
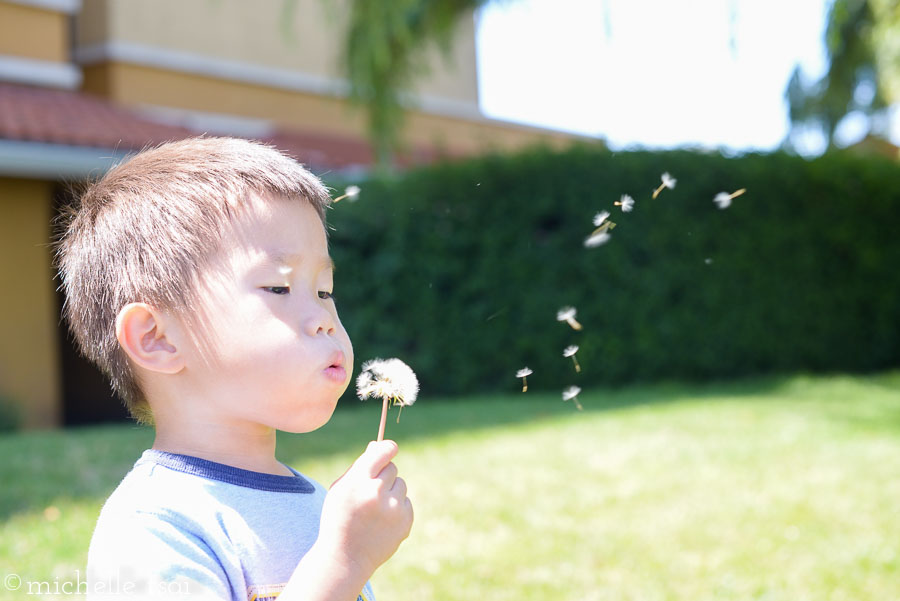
591, 219, 616, 235
584, 231, 611, 248
562, 386, 583, 410
593, 211, 611, 227
357, 358, 419, 441
713, 192, 731, 209
332, 185, 361, 203
615, 194, 635, 212
652, 172, 677, 199
662, 172, 677, 188
516, 367, 533, 392
585, 215, 616, 247
713, 188, 746, 210
557, 306, 583, 331
563, 345, 581, 372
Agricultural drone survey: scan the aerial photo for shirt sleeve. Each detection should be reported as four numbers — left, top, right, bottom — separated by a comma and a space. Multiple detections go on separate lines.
87, 510, 234, 601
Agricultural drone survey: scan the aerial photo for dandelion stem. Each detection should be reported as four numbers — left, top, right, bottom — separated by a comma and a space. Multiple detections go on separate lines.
572, 356, 581, 372
591, 222, 616, 237
522, 377, 528, 393
377, 396, 388, 442
652, 183, 665, 199
574, 397, 583, 411
332, 193, 350, 203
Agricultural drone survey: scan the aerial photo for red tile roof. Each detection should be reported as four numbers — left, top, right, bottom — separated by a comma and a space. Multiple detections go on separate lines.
0, 82, 194, 149
0, 82, 436, 172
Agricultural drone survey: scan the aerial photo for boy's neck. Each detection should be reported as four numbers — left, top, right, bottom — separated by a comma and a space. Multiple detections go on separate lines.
151, 420, 291, 476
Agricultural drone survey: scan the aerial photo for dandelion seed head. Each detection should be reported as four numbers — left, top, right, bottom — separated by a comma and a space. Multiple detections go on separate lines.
562, 386, 582, 401
563, 345, 579, 357
714, 192, 732, 209
516, 367, 533, 378
584, 231, 611, 247
593, 211, 610, 227
357, 358, 419, 406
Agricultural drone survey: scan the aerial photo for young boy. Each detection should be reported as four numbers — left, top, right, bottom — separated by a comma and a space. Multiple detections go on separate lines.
54, 136, 413, 600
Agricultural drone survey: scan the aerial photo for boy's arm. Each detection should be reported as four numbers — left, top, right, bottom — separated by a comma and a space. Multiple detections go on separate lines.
86, 512, 233, 600
279, 441, 414, 601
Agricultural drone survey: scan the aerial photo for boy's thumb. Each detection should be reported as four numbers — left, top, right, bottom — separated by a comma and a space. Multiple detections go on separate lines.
360, 439, 398, 477
330, 440, 399, 487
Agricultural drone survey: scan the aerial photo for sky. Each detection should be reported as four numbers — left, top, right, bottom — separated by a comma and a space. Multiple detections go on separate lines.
475, 0, 848, 155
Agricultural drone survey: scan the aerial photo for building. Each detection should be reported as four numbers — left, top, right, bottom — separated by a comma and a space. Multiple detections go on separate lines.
0, 0, 590, 428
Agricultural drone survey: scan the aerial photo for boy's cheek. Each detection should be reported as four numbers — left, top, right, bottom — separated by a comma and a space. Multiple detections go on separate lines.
344, 337, 355, 371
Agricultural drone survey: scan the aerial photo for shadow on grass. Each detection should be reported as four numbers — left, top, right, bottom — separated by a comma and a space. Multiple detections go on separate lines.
0, 423, 154, 520
0, 378, 698, 521
276, 370, 841, 464
1, 371, 897, 522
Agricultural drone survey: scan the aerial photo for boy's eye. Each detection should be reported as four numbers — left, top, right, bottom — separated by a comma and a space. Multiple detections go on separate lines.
264, 286, 290, 295
318, 290, 335, 300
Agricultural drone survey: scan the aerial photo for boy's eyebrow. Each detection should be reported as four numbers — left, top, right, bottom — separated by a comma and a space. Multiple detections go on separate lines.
254, 253, 336, 272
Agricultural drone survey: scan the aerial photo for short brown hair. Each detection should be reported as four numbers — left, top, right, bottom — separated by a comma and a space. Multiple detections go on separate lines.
53, 136, 332, 424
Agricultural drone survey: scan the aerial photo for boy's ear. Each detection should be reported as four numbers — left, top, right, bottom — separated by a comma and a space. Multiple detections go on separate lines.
115, 303, 185, 374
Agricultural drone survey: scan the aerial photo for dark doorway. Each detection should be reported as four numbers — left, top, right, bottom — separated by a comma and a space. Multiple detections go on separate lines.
52, 184, 129, 426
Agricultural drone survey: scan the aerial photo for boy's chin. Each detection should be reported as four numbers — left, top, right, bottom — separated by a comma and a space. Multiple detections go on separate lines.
280, 398, 339, 433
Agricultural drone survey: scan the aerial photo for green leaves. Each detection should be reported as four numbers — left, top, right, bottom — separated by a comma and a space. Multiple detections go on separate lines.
342, 0, 486, 166
327, 146, 900, 399
785, 0, 891, 151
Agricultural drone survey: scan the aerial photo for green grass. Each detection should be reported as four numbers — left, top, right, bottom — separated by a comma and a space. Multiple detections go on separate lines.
2, 372, 899, 600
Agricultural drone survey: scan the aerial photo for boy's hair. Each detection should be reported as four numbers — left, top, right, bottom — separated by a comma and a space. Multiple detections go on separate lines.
53, 136, 332, 424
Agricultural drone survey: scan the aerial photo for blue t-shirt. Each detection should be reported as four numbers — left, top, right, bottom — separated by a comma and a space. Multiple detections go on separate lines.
86, 449, 375, 600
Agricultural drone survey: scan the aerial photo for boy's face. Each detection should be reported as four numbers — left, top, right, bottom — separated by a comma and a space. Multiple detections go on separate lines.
182, 193, 353, 433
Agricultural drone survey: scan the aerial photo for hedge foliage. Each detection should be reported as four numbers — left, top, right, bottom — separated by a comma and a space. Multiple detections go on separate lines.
325, 145, 900, 398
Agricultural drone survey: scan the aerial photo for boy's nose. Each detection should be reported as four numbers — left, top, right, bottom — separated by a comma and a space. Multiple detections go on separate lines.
303, 303, 336, 336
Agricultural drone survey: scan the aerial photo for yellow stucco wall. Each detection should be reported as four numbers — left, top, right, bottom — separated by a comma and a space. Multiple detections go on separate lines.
81, 61, 581, 155
0, 178, 61, 429
74, 0, 588, 156
0, 1, 69, 63
77, 0, 480, 107
82, 61, 367, 138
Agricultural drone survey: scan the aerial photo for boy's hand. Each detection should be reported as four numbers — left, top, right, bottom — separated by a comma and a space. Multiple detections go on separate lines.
281, 442, 412, 600
317, 440, 414, 578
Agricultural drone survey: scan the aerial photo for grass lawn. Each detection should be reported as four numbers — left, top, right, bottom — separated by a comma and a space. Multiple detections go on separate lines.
1, 372, 899, 600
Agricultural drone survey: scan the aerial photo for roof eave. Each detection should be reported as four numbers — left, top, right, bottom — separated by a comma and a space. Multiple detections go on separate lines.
0, 139, 130, 180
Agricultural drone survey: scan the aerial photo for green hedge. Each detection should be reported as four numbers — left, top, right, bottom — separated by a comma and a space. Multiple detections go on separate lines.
326, 145, 900, 398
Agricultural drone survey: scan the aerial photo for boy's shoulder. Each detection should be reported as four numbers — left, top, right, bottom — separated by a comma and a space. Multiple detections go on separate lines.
87, 450, 329, 599
98, 450, 327, 527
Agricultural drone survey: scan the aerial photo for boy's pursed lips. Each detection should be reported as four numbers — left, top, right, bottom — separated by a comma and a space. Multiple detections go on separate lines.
323, 350, 348, 383
326, 350, 345, 368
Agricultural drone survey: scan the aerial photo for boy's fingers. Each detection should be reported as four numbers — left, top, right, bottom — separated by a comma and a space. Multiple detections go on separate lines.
361, 440, 399, 478
391, 476, 408, 500
377, 462, 398, 487
329, 440, 399, 488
